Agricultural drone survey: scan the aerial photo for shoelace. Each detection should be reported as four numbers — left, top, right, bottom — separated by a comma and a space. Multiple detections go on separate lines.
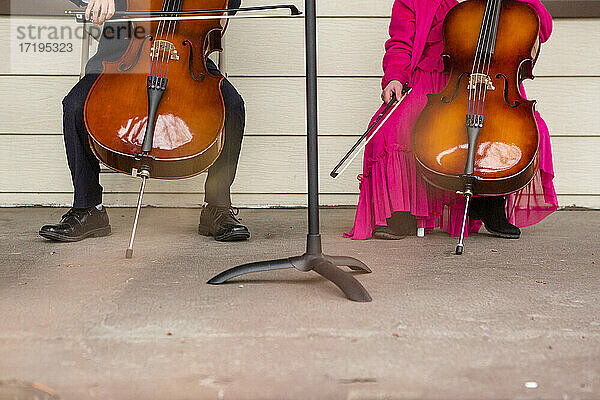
209, 206, 241, 226
61, 208, 91, 224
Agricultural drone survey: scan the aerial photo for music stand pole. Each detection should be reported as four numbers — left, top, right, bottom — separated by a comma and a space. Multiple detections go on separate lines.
207, 0, 372, 302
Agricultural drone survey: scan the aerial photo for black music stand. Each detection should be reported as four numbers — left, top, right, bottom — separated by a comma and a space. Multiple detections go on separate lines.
207, 0, 372, 302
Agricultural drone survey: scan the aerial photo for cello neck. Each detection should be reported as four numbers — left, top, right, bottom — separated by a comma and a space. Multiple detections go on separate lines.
476, 0, 503, 57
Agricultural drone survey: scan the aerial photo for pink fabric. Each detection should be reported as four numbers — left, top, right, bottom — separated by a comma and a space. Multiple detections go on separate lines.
345, 0, 558, 240
417, 1, 450, 72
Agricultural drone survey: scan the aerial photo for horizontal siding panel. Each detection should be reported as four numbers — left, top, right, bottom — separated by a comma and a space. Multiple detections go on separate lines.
0, 76, 375, 135
224, 18, 387, 77
0, 193, 360, 208
0, 135, 364, 194
232, 77, 381, 136
1, 16, 83, 75
554, 196, 600, 209
525, 77, 600, 137
1, 194, 598, 208
1, 76, 597, 137
1, 135, 599, 196
0, 76, 383, 136
6, 0, 596, 19
0, 76, 77, 134
550, 137, 600, 196
535, 19, 600, 76
0, 0, 393, 18
224, 19, 599, 77
240, 1, 393, 17
234, 76, 600, 137
3, 17, 596, 78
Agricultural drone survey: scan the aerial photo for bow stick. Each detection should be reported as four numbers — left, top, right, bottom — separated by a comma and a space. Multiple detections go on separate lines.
65, 5, 301, 23
330, 85, 412, 179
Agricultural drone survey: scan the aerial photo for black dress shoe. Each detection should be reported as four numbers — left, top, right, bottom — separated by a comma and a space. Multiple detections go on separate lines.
468, 196, 521, 239
39, 206, 111, 242
198, 205, 250, 242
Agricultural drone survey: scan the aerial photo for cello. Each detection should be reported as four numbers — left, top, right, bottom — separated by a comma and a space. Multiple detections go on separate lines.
65, 1, 300, 258
412, 0, 542, 254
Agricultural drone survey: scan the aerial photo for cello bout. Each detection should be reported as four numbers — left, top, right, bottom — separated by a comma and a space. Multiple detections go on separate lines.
412, 0, 541, 196
84, 0, 230, 180
411, 0, 543, 253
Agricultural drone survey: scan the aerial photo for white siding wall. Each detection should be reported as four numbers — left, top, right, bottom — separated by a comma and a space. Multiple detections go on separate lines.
1, 2, 599, 208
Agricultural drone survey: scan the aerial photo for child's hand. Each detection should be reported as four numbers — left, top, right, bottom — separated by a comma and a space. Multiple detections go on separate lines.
382, 80, 405, 104
85, 0, 116, 26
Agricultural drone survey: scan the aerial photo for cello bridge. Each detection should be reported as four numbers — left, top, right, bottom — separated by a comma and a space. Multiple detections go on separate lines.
150, 40, 180, 61
468, 73, 495, 91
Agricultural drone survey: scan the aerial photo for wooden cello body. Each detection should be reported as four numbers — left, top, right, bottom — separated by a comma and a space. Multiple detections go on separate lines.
62, 0, 300, 257
412, 0, 541, 195
84, 0, 229, 179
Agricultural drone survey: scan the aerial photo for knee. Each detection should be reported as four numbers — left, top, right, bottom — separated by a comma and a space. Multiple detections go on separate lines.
62, 89, 84, 118
62, 75, 96, 118
221, 81, 245, 120
226, 92, 245, 120
62, 87, 88, 142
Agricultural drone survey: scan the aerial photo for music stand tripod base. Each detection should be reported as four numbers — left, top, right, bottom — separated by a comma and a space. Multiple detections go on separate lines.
207, 235, 372, 302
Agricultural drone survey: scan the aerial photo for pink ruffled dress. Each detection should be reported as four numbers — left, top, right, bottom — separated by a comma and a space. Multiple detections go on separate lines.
345, 0, 558, 240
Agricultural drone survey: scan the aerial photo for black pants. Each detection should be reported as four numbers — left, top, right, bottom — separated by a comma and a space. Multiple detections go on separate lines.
62, 60, 245, 209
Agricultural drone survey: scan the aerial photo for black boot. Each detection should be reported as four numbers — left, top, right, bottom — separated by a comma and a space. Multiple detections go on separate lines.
468, 196, 521, 239
372, 212, 417, 240
198, 205, 250, 242
39, 206, 111, 242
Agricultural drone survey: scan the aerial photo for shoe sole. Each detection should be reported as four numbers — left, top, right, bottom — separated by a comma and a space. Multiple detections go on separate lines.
484, 226, 521, 239
372, 231, 407, 240
198, 226, 250, 242
39, 226, 112, 242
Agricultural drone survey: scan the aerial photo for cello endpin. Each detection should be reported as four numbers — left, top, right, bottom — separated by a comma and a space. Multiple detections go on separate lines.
125, 173, 149, 259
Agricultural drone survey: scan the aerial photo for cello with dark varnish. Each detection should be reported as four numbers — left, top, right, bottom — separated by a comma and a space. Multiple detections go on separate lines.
411, 0, 542, 254
66, 1, 300, 258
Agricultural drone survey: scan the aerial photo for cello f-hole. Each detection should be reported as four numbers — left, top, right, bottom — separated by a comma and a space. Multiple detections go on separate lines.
183, 40, 205, 82
441, 72, 469, 103
495, 73, 520, 108
120, 34, 153, 72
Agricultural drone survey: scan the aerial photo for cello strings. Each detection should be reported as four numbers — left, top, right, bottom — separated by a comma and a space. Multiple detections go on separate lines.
158, 0, 179, 79
469, 0, 493, 117
149, 2, 164, 79
163, 0, 184, 78
152, 0, 172, 83
468, 0, 490, 116
150, 1, 167, 84
152, 1, 168, 82
479, 0, 502, 117
470, 0, 492, 115
474, 0, 494, 117
157, 0, 176, 80
472, 0, 495, 119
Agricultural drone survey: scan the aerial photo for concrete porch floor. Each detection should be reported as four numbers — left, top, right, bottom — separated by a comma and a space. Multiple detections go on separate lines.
0, 208, 599, 399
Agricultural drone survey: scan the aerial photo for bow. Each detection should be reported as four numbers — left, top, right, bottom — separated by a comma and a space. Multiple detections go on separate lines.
65, 5, 301, 23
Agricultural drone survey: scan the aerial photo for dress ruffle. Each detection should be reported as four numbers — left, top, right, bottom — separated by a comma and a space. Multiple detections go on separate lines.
344, 144, 483, 240
345, 71, 558, 240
